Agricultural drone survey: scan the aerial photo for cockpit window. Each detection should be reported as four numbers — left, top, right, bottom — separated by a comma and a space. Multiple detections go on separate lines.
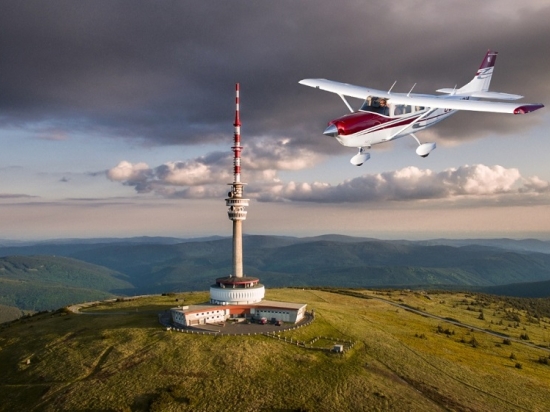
360, 97, 427, 116
394, 105, 411, 115
360, 96, 389, 116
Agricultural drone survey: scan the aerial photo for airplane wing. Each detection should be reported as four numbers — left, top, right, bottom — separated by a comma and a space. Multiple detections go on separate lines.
299, 79, 544, 114
436, 88, 523, 100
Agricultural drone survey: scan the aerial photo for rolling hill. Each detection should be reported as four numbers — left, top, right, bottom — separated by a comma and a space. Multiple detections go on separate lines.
62, 236, 550, 292
479, 279, 550, 298
0, 255, 133, 315
1, 235, 550, 322
1, 289, 549, 411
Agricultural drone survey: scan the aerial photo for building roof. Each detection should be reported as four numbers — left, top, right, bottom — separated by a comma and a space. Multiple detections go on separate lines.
255, 300, 307, 310
215, 276, 260, 286
171, 300, 306, 315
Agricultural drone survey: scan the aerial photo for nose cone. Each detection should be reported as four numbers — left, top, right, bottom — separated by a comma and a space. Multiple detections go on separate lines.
323, 124, 339, 137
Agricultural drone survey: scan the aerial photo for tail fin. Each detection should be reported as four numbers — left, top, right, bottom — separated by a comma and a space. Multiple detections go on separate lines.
457, 50, 498, 94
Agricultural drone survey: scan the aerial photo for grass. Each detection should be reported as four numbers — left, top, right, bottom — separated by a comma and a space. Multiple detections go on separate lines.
0, 288, 549, 411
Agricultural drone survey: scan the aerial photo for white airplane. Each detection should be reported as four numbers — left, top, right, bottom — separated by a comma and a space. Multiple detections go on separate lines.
299, 50, 544, 166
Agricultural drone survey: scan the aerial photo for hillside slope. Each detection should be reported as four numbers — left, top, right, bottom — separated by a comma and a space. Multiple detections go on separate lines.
2, 236, 550, 303
66, 236, 550, 292
0, 289, 549, 411
0, 303, 25, 323
479, 279, 550, 298
0, 255, 134, 311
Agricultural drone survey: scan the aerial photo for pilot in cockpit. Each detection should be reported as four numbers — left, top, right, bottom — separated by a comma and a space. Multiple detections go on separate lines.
379, 99, 389, 116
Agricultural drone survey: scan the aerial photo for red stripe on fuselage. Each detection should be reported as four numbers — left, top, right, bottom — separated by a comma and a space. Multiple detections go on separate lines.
329, 110, 453, 137
329, 112, 418, 136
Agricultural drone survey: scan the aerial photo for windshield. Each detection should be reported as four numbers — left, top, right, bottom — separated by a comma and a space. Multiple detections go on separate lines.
359, 96, 389, 115
360, 96, 426, 117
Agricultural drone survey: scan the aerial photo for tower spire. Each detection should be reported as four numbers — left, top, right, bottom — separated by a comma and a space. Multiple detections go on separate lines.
226, 83, 249, 278
233, 83, 242, 183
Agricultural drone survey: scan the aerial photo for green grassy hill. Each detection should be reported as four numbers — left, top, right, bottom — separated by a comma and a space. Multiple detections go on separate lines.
1, 289, 549, 411
0, 256, 134, 312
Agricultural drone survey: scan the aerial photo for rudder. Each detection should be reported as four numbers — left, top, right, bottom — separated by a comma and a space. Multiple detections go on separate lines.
458, 50, 498, 93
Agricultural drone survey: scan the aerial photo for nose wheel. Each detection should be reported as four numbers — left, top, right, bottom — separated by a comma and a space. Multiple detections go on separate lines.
350, 147, 371, 166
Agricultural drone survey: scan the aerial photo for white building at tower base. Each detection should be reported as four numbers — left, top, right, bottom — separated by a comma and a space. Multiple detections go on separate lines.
171, 299, 307, 327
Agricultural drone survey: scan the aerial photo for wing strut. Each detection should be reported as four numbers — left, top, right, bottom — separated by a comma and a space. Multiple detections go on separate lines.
386, 108, 438, 141
338, 94, 354, 113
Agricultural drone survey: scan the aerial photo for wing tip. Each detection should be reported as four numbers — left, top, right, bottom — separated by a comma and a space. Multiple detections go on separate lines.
513, 104, 545, 114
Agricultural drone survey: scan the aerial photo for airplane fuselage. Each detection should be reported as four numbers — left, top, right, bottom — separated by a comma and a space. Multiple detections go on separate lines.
301, 50, 544, 165
326, 103, 456, 148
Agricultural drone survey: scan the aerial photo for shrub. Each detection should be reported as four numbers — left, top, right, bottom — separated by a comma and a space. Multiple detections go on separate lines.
519, 333, 530, 341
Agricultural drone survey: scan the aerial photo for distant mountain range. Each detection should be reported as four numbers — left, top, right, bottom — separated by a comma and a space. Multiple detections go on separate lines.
1, 235, 550, 321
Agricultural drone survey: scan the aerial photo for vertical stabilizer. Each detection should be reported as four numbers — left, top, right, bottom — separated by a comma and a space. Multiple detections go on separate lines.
458, 50, 498, 94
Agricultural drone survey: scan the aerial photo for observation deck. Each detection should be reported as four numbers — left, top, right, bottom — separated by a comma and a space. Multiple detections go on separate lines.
210, 276, 265, 305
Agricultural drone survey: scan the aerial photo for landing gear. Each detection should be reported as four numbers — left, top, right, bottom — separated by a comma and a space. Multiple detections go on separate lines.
350, 147, 371, 166
410, 133, 436, 158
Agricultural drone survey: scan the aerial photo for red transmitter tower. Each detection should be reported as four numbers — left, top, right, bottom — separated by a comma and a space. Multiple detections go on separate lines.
210, 84, 264, 305
226, 83, 249, 278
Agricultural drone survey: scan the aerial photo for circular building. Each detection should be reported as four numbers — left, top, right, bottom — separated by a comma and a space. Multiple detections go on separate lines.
210, 276, 265, 305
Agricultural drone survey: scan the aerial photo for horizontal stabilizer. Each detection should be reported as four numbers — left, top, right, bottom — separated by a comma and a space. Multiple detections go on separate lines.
437, 88, 523, 100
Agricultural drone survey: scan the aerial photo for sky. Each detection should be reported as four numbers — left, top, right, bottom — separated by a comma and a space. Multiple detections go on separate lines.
0, 0, 549, 241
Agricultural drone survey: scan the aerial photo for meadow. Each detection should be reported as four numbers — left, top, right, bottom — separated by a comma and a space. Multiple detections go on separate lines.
1, 288, 549, 411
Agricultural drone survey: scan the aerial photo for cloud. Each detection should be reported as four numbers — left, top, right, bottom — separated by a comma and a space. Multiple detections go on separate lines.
107, 138, 325, 196
105, 138, 324, 196
258, 164, 550, 205
108, 151, 550, 207
0, 1, 547, 151
0, 194, 37, 199
107, 160, 152, 182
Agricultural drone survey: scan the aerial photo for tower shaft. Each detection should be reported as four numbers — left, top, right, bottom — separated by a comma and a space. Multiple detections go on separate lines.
232, 219, 243, 277
226, 83, 249, 278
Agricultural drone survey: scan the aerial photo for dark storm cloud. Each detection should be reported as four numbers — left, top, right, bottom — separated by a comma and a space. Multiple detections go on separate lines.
1, 1, 548, 153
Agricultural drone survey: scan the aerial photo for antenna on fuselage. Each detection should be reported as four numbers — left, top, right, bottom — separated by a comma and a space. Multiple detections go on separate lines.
388, 81, 397, 94
407, 83, 417, 97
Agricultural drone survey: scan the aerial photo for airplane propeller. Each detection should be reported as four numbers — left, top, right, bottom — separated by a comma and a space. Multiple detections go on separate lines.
323, 124, 338, 137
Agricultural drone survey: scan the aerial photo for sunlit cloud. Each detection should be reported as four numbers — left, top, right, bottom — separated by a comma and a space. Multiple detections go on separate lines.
107, 139, 325, 196
257, 164, 546, 203
107, 153, 550, 207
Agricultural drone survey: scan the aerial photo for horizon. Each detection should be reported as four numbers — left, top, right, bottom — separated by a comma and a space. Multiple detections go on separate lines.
2, 232, 550, 244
